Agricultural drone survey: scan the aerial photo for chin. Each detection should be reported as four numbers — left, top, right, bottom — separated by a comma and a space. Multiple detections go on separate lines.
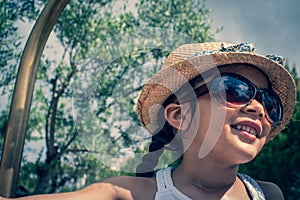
239, 156, 256, 164
235, 137, 265, 162
237, 147, 260, 164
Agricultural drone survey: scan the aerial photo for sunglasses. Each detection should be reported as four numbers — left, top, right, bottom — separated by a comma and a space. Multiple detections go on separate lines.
204, 73, 283, 127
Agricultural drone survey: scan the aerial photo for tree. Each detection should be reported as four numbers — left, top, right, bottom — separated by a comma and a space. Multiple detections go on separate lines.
0, 0, 39, 91
1, 0, 218, 196
0, 0, 38, 159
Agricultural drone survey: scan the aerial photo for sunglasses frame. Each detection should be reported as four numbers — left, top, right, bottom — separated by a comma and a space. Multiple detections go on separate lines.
210, 73, 283, 127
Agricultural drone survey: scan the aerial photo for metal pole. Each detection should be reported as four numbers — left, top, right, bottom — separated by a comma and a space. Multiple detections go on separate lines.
0, 0, 70, 197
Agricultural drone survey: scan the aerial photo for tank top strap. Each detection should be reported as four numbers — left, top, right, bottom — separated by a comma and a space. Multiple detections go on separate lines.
155, 167, 174, 191
163, 167, 176, 188
155, 167, 192, 200
238, 173, 266, 200
155, 168, 166, 191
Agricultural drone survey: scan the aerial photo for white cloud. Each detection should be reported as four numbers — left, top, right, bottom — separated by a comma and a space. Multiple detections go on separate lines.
206, 0, 300, 70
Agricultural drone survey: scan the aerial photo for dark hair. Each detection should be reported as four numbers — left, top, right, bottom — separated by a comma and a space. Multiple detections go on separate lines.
135, 75, 205, 177
135, 122, 177, 177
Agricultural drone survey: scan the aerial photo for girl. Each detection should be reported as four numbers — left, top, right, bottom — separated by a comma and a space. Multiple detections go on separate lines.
1, 42, 296, 199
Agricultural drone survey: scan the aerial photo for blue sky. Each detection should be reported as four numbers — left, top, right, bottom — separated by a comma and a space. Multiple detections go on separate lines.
206, 0, 300, 71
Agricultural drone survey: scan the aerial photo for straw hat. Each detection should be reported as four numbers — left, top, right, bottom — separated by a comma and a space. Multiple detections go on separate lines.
136, 42, 296, 140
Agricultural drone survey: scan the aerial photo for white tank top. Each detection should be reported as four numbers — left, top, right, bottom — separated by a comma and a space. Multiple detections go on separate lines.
154, 167, 265, 200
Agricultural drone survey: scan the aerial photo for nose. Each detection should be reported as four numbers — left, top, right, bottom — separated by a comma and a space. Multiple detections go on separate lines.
240, 99, 265, 119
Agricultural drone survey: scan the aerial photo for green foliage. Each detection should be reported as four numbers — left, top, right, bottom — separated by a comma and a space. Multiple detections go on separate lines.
240, 65, 300, 200
0, 0, 39, 89
0, 0, 37, 167
0, 109, 8, 158
138, 0, 217, 42
0, 0, 218, 196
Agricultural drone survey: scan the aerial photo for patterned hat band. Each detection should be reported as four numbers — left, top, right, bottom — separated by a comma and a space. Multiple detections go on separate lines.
188, 42, 284, 66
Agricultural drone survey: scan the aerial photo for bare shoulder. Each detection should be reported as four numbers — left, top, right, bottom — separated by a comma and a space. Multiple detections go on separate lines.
256, 180, 284, 200
101, 175, 157, 200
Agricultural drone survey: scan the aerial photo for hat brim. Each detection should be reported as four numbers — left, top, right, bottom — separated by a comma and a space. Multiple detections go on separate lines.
137, 51, 296, 140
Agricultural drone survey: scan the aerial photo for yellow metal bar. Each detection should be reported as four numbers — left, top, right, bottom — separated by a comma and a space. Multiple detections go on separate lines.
0, 0, 70, 197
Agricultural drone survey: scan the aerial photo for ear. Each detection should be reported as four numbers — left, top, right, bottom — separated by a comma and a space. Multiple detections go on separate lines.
164, 103, 188, 130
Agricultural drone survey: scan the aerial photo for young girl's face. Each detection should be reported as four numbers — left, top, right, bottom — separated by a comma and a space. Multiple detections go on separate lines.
184, 64, 273, 164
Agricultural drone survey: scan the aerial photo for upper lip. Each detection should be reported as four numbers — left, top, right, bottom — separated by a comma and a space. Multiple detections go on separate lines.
231, 120, 262, 137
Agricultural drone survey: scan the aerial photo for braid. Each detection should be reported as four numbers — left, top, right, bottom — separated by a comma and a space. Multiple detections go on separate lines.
136, 73, 209, 177
136, 123, 175, 177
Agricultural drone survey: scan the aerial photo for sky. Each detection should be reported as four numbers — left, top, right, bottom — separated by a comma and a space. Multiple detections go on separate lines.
206, 0, 300, 71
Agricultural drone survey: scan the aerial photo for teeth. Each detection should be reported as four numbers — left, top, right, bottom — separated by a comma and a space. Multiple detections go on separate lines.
246, 127, 250, 133
234, 125, 257, 136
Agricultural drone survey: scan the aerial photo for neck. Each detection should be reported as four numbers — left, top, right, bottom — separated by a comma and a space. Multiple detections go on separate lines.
172, 155, 239, 193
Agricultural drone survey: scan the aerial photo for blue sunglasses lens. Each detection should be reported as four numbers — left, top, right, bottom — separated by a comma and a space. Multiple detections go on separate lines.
211, 74, 283, 126
261, 91, 283, 126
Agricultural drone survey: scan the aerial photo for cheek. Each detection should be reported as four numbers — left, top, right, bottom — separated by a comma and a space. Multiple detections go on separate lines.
193, 99, 232, 158
198, 100, 231, 133
262, 120, 272, 138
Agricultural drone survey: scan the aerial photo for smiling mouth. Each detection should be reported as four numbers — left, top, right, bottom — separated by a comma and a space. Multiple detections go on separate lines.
231, 124, 258, 137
